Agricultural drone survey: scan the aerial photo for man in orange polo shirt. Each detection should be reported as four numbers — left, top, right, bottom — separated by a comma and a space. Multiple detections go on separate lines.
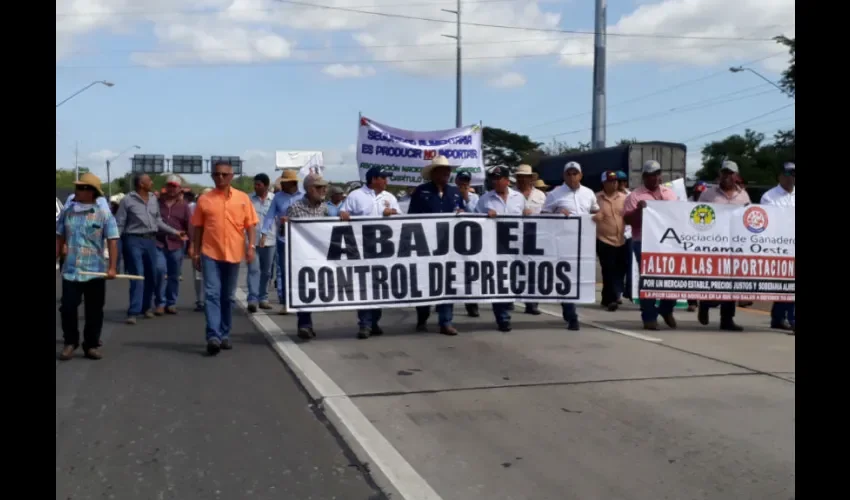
191, 161, 259, 355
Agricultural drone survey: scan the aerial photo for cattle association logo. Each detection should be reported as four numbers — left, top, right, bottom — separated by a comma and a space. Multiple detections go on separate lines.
688, 204, 716, 231
742, 206, 769, 234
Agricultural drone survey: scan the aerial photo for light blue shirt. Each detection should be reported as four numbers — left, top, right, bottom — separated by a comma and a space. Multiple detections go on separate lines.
250, 191, 275, 246
475, 189, 526, 215
462, 191, 480, 213
326, 201, 343, 217
261, 190, 303, 244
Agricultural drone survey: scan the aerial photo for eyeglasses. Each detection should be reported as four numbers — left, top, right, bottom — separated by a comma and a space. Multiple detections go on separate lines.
211, 172, 232, 178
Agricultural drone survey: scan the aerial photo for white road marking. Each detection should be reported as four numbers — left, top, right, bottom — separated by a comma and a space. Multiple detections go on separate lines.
234, 289, 444, 500
525, 303, 665, 343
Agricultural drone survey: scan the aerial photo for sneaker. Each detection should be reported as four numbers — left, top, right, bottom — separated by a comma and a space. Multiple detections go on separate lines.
165, 306, 178, 315
125, 316, 137, 325
144, 310, 156, 319
153, 307, 165, 316
258, 301, 273, 310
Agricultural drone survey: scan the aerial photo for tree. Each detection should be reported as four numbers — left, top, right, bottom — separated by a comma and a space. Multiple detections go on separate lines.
774, 35, 795, 97
695, 129, 794, 184
482, 126, 542, 171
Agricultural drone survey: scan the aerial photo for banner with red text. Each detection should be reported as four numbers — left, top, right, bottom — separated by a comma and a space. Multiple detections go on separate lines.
640, 201, 795, 302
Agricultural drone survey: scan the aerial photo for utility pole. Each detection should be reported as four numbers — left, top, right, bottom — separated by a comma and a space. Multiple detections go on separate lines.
591, 0, 607, 150
74, 142, 79, 181
106, 159, 111, 198
442, 0, 462, 127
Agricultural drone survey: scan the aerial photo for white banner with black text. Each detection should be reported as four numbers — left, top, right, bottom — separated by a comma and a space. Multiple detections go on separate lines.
285, 214, 597, 312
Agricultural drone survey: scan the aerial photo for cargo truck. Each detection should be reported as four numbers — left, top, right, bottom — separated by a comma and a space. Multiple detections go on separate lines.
535, 141, 687, 193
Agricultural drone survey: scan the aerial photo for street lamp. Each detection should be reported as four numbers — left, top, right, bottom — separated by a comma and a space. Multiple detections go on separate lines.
56, 80, 115, 108
728, 66, 793, 98
106, 145, 141, 197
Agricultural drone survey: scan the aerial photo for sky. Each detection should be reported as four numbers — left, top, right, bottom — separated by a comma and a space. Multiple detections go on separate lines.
56, 0, 796, 185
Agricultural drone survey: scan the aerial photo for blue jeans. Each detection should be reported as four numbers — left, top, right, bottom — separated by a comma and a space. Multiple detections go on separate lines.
297, 313, 313, 329
492, 303, 512, 325
771, 302, 795, 326
633, 241, 676, 323
416, 304, 454, 327
275, 242, 286, 303
123, 234, 158, 316
357, 309, 383, 328
561, 303, 578, 323
201, 255, 240, 342
115, 238, 123, 274
247, 245, 275, 304
154, 246, 184, 308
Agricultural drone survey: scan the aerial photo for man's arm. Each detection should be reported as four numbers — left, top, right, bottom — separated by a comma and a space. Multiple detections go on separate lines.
155, 204, 182, 236
540, 192, 557, 214
245, 201, 259, 245
115, 199, 128, 234
622, 193, 640, 225
588, 190, 601, 214
261, 195, 279, 235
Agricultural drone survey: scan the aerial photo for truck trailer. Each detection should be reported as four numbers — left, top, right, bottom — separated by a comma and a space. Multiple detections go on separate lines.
535, 142, 687, 193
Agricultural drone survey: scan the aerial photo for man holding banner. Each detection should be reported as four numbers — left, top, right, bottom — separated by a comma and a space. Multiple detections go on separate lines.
339, 166, 402, 339
408, 155, 465, 336
261, 170, 302, 314
623, 160, 679, 331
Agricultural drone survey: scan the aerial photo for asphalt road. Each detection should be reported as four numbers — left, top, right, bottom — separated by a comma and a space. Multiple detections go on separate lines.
55, 262, 385, 500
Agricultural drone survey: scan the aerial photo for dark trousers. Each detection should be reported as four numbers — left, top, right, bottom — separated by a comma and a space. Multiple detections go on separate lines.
60, 278, 106, 350
700, 301, 736, 321
623, 238, 633, 299
597, 240, 628, 305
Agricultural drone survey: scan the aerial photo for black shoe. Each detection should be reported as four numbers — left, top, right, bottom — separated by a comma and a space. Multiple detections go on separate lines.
567, 320, 580, 331
606, 303, 619, 312
247, 304, 258, 313
297, 328, 312, 340
194, 304, 204, 312
498, 322, 512, 332
697, 305, 709, 326
220, 339, 233, 350
720, 321, 743, 332
525, 306, 541, 315
415, 323, 428, 333
206, 340, 221, 355
371, 325, 384, 336
357, 327, 371, 339
465, 305, 480, 317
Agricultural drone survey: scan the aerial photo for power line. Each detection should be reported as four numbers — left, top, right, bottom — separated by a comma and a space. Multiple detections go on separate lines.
262, 0, 783, 41
56, 45, 788, 71
682, 116, 795, 147
679, 103, 795, 143
539, 85, 784, 140
519, 51, 787, 131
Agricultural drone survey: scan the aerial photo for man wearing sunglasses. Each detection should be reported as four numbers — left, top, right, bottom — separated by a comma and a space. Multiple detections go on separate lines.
760, 162, 795, 335
191, 161, 259, 355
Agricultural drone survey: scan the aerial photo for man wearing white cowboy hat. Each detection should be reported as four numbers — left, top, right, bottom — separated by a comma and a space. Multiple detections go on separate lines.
408, 155, 465, 336
57, 173, 119, 361
260, 169, 303, 314
514, 164, 547, 315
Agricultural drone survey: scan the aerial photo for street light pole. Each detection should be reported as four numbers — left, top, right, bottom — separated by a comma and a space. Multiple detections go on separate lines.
729, 66, 793, 98
106, 145, 141, 198
56, 80, 115, 108
441, 0, 462, 127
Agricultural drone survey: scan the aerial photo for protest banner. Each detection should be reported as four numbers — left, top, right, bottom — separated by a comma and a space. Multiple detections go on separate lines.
640, 201, 795, 302
356, 115, 485, 187
284, 214, 597, 312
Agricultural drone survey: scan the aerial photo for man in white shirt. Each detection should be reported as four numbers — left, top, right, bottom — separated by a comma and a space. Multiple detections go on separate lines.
339, 167, 401, 339
476, 167, 526, 331
455, 171, 481, 318
515, 164, 547, 315
541, 161, 600, 331
760, 162, 795, 335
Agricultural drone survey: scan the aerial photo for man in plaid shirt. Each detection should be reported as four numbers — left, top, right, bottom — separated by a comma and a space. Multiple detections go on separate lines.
56, 173, 119, 361
285, 173, 330, 339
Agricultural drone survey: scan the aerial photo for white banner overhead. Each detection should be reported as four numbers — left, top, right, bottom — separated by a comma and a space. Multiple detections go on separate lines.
284, 214, 598, 312
356, 115, 485, 187
640, 201, 795, 302
275, 151, 324, 177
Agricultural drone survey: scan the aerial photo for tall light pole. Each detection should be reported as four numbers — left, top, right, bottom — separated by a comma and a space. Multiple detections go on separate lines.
729, 66, 794, 98
56, 80, 114, 108
106, 145, 141, 197
441, 0, 462, 127
591, 0, 607, 150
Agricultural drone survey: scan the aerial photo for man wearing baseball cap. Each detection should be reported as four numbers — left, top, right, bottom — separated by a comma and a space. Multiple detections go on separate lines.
476, 166, 526, 331
153, 175, 191, 316
623, 160, 679, 331
260, 169, 303, 314
760, 162, 795, 334
326, 185, 346, 217
515, 164, 547, 315
541, 161, 600, 331
409, 155, 465, 335
339, 166, 402, 339
615, 170, 634, 301
596, 170, 628, 311
696, 160, 750, 331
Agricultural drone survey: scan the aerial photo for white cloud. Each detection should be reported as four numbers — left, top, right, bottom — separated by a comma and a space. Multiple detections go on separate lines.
88, 149, 117, 162
322, 63, 376, 79
559, 0, 795, 72
489, 72, 527, 89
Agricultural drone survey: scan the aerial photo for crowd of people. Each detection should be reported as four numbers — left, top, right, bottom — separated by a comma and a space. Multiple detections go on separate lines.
56, 157, 795, 359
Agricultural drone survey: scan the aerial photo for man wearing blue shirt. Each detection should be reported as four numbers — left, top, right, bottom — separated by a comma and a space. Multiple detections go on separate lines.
408, 156, 465, 336
260, 170, 303, 314
247, 174, 276, 313
326, 186, 345, 216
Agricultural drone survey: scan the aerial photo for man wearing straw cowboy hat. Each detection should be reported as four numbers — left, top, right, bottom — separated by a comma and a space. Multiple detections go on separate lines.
514, 164, 547, 315
56, 173, 119, 361
408, 155, 465, 336
260, 169, 303, 314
